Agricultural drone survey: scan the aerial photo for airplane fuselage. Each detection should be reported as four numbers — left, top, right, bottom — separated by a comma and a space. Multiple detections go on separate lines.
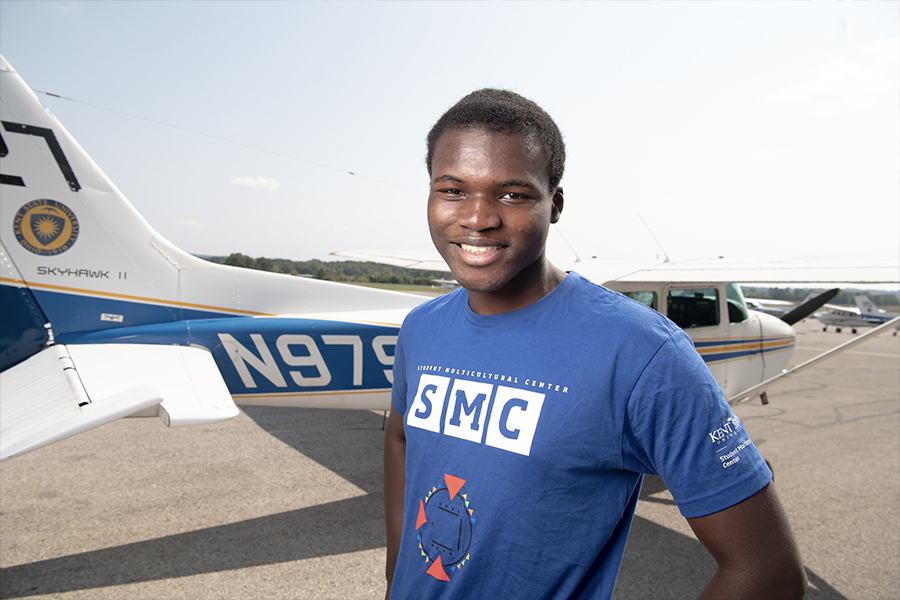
603, 281, 795, 400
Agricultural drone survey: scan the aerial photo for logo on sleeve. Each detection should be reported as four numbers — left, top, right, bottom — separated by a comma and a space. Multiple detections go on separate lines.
708, 415, 743, 444
416, 473, 479, 582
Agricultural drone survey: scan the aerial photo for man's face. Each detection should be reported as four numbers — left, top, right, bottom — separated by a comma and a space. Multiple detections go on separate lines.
427, 127, 562, 301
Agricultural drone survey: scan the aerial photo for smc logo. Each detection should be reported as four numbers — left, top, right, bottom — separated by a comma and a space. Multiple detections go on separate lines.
407, 374, 545, 456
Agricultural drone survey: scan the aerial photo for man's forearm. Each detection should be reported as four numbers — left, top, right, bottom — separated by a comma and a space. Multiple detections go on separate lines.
697, 562, 807, 600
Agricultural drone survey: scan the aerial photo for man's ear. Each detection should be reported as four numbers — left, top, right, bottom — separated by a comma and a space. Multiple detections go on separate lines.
550, 186, 564, 223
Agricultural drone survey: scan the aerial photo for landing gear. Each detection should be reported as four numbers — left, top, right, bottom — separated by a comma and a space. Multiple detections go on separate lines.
836, 327, 842, 333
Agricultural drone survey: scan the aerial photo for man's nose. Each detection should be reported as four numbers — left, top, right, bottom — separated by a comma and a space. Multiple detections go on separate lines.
457, 194, 501, 230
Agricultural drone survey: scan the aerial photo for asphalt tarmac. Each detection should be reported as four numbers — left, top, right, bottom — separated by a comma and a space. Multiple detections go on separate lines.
1, 319, 897, 599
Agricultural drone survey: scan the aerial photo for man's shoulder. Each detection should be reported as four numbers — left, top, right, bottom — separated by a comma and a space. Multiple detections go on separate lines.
564, 271, 679, 336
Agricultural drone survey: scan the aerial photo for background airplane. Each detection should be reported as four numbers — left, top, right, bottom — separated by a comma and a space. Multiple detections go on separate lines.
1, 55, 898, 462
817, 295, 900, 334
745, 289, 841, 323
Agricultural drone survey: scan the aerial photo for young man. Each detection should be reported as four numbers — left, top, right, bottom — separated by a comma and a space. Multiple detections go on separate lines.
384, 89, 807, 600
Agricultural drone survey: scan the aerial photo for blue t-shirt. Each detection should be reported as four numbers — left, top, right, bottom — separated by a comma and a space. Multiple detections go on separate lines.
390, 272, 771, 600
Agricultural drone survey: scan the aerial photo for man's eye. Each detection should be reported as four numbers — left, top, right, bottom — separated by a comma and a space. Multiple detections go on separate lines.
440, 188, 464, 198
500, 192, 528, 202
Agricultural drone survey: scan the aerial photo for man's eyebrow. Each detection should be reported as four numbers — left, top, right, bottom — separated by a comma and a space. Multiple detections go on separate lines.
433, 174, 465, 184
497, 179, 538, 189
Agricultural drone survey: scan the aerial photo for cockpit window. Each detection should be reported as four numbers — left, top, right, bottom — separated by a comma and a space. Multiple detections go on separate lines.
726, 283, 750, 323
667, 288, 719, 329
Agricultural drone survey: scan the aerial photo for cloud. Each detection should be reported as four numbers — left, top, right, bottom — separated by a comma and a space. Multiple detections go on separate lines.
51, 1, 82, 14
230, 176, 281, 191
765, 58, 892, 118
864, 37, 900, 67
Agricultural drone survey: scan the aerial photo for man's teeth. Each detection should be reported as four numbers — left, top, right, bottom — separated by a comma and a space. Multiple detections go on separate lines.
460, 244, 501, 255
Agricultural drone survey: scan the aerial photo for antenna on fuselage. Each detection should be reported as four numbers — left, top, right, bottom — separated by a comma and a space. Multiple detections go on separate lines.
636, 211, 671, 263
551, 224, 583, 263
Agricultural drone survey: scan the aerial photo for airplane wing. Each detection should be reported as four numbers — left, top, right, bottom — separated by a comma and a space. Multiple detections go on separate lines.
594, 254, 900, 285
330, 249, 451, 272
727, 315, 900, 404
333, 250, 900, 286
0, 344, 238, 462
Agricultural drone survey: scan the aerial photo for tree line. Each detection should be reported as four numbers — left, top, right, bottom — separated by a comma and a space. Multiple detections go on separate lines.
202, 253, 451, 286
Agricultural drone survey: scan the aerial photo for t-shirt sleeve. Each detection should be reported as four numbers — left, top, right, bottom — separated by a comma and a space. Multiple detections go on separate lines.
391, 326, 409, 415
622, 330, 772, 518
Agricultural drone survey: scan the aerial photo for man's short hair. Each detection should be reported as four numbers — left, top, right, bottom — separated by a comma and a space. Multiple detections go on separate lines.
426, 89, 566, 192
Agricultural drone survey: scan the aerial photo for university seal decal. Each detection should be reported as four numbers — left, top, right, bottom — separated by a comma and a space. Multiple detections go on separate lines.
416, 473, 479, 582
13, 200, 79, 256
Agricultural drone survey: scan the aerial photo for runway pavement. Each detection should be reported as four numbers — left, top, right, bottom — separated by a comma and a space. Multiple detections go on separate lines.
1, 319, 897, 599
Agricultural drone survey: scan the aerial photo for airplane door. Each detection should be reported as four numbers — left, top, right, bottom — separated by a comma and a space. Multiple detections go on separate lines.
663, 284, 731, 394
719, 283, 764, 398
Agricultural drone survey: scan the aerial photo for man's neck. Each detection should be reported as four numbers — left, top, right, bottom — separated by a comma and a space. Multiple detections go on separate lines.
466, 260, 567, 316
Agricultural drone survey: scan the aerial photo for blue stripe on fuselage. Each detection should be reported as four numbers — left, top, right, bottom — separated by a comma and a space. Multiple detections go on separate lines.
58, 317, 401, 396
30, 289, 230, 335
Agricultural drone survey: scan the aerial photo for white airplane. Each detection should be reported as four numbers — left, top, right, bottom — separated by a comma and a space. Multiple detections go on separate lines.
817, 295, 900, 334
745, 289, 840, 322
1, 55, 898, 461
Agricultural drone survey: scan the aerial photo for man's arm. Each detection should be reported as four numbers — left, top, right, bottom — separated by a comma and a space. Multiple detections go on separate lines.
383, 408, 407, 600
687, 482, 807, 600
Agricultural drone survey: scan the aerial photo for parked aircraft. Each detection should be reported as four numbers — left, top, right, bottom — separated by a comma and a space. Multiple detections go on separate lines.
2, 55, 898, 461
818, 295, 900, 334
745, 289, 840, 323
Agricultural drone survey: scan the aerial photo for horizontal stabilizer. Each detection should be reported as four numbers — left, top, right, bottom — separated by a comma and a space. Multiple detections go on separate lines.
1, 344, 239, 461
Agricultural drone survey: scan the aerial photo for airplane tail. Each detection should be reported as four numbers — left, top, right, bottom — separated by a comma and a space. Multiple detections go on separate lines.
0, 55, 424, 459
854, 295, 883, 315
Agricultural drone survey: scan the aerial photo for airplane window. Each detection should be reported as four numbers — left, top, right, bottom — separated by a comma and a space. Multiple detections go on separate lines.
726, 283, 750, 323
622, 291, 658, 311
667, 288, 719, 329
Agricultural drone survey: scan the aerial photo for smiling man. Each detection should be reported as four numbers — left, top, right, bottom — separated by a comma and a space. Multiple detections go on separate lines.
383, 89, 807, 600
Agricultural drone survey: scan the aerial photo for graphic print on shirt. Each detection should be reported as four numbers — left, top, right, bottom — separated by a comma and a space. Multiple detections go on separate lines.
406, 366, 567, 456
707, 414, 755, 468
416, 473, 479, 582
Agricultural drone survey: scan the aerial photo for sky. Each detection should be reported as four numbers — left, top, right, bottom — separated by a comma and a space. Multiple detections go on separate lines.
1, 1, 898, 268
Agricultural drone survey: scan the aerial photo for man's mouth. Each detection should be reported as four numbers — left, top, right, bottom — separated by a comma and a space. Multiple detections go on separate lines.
459, 243, 502, 255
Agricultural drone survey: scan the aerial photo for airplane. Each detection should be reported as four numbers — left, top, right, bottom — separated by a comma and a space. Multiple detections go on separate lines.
1, 55, 898, 462
817, 295, 900, 335
745, 289, 841, 323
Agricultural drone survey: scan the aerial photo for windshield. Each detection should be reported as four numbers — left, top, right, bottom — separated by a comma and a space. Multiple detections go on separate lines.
726, 283, 750, 323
